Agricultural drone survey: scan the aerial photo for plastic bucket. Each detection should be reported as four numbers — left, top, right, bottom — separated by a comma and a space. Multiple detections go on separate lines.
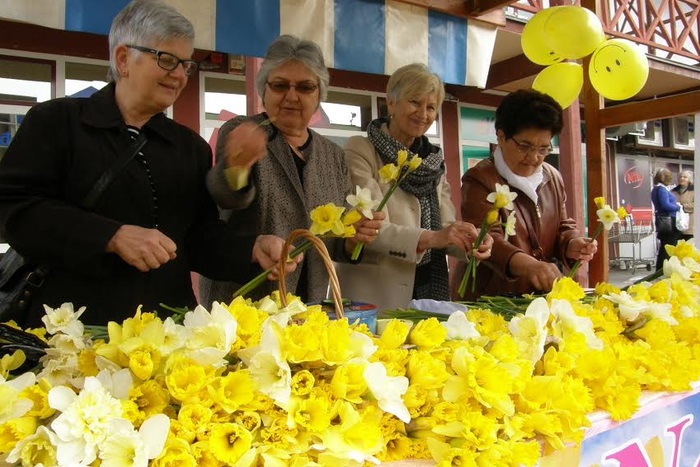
317, 299, 378, 334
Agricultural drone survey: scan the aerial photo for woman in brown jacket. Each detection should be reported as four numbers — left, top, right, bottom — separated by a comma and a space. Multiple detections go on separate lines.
671, 170, 694, 242
452, 89, 597, 300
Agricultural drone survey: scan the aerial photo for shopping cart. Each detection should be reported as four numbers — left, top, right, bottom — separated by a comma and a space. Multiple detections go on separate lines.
608, 214, 655, 273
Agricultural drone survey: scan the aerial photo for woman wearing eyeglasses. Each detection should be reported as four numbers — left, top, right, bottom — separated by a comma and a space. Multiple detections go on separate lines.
0, 0, 282, 326
335, 63, 492, 311
452, 89, 597, 300
198, 35, 383, 306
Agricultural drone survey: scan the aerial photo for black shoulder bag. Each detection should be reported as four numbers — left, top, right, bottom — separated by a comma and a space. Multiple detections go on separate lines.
653, 187, 674, 235
0, 133, 147, 324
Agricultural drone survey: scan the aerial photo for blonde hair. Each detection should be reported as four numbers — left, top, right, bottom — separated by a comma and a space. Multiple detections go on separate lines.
386, 63, 445, 107
653, 168, 673, 185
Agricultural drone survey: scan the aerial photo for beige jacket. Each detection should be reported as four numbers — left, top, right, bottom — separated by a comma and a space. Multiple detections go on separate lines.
672, 185, 694, 235
335, 134, 458, 311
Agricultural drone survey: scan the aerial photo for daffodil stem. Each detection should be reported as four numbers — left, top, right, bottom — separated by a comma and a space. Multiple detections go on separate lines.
457, 217, 493, 297
232, 240, 313, 299
621, 269, 663, 291
350, 184, 398, 261
567, 224, 604, 278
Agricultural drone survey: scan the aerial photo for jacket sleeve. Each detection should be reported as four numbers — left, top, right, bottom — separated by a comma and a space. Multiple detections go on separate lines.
0, 100, 122, 270
344, 136, 425, 264
186, 135, 258, 282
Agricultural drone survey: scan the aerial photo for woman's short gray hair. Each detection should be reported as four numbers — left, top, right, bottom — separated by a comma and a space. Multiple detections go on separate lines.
255, 35, 330, 101
680, 169, 694, 184
386, 63, 445, 107
108, 0, 194, 81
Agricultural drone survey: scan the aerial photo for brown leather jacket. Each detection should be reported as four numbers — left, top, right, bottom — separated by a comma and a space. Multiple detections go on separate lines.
451, 157, 581, 300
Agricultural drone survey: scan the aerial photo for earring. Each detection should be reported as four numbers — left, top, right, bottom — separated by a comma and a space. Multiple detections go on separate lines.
389, 114, 394, 119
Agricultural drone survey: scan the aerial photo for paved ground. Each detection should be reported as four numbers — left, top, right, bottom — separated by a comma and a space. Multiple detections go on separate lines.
606, 264, 656, 288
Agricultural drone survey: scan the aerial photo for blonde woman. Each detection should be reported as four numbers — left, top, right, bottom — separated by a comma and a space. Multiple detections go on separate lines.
671, 169, 694, 241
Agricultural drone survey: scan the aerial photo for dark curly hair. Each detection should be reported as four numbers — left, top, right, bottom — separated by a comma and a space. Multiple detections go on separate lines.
495, 89, 563, 139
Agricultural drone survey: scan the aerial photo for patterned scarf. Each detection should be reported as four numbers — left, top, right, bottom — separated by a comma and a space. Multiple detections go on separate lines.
367, 117, 449, 300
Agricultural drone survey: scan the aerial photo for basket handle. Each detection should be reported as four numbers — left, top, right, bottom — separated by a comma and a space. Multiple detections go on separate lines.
277, 229, 345, 319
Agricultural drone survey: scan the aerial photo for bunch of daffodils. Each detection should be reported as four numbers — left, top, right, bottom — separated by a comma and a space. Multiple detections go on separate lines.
233, 202, 362, 299
457, 183, 518, 297
1, 241, 700, 466
349, 149, 422, 261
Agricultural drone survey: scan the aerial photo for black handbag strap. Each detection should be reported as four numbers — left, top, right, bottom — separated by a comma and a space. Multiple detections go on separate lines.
81, 132, 148, 209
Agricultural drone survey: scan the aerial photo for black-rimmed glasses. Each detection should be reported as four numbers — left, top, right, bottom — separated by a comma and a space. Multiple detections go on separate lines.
266, 81, 319, 95
509, 137, 553, 156
126, 44, 198, 76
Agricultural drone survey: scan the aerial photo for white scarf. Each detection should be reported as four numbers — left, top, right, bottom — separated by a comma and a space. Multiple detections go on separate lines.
493, 146, 543, 204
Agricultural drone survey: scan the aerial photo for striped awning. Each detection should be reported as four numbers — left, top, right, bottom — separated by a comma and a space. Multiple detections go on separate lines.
0, 0, 497, 87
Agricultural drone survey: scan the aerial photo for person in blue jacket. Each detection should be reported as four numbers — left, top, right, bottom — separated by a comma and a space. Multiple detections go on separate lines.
651, 168, 681, 270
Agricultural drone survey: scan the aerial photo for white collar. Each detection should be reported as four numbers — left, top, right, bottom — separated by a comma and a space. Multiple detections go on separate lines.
493, 146, 543, 203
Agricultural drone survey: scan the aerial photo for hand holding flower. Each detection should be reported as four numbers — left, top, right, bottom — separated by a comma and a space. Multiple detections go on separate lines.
251, 234, 303, 280
345, 211, 385, 257
566, 237, 598, 263
223, 120, 268, 170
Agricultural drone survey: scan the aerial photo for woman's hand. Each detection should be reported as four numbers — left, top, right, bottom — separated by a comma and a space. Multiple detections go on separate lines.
345, 211, 385, 253
417, 221, 482, 254
566, 237, 598, 262
223, 121, 268, 170
252, 234, 303, 281
106, 225, 177, 272
472, 232, 493, 261
508, 252, 561, 292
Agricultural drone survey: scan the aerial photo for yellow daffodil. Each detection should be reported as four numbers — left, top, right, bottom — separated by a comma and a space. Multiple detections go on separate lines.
487, 183, 518, 210
594, 196, 606, 209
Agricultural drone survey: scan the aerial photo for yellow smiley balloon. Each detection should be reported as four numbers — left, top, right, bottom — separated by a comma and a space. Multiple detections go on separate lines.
521, 7, 565, 65
589, 38, 649, 100
532, 62, 583, 109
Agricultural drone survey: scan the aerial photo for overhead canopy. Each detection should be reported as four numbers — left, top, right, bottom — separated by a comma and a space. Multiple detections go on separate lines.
0, 0, 497, 87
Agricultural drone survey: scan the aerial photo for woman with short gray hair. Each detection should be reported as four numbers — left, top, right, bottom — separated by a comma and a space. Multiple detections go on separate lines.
199, 35, 383, 306
0, 0, 280, 326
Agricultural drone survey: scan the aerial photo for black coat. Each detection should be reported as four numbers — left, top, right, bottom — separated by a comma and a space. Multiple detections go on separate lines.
0, 84, 256, 326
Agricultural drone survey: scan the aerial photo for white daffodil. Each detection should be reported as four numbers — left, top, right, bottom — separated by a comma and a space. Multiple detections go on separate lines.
281, 297, 308, 317
363, 362, 410, 422
508, 297, 549, 365
183, 303, 238, 366
94, 368, 133, 400
596, 205, 620, 230
504, 211, 517, 238
238, 321, 292, 406
549, 299, 602, 350
346, 186, 380, 219
160, 316, 187, 356
681, 256, 700, 273
98, 414, 169, 467
486, 183, 518, 210
6, 425, 60, 467
48, 376, 124, 466
602, 291, 646, 322
441, 311, 480, 341
348, 331, 377, 360
41, 303, 86, 337
37, 349, 79, 387
0, 372, 36, 424
664, 256, 693, 280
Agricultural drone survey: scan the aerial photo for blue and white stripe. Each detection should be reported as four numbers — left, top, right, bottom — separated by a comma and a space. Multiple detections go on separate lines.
1, 0, 497, 87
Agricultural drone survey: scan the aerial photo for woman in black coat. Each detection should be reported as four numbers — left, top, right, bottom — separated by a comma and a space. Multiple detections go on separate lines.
0, 0, 285, 326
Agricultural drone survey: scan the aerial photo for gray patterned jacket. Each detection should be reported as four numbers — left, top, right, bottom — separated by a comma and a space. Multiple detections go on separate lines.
198, 113, 352, 307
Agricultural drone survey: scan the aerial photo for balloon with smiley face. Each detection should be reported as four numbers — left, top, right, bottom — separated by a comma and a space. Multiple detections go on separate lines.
521, 7, 565, 65
589, 38, 649, 100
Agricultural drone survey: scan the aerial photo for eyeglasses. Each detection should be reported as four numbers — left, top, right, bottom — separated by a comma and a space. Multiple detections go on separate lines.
126, 44, 198, 76
509, 137, 553, 156
266, 81, 319, 95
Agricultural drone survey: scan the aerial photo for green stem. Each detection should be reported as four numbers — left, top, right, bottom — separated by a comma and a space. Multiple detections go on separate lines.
232, 240, 313, 299
567, 223, 604, 278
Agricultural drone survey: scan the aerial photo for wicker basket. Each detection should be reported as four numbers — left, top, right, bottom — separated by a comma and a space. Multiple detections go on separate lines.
277, 229, 345, 320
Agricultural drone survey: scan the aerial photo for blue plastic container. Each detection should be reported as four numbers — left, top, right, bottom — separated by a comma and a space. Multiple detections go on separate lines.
317, 299, 378, 334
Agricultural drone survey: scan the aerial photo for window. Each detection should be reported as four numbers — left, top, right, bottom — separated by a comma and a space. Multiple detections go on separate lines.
0, 56, 54, 105
202, 75, 246, 144
65, 62, 109, 98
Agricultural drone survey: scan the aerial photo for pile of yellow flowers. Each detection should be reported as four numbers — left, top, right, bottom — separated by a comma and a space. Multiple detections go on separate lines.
1, 241, 700, 466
